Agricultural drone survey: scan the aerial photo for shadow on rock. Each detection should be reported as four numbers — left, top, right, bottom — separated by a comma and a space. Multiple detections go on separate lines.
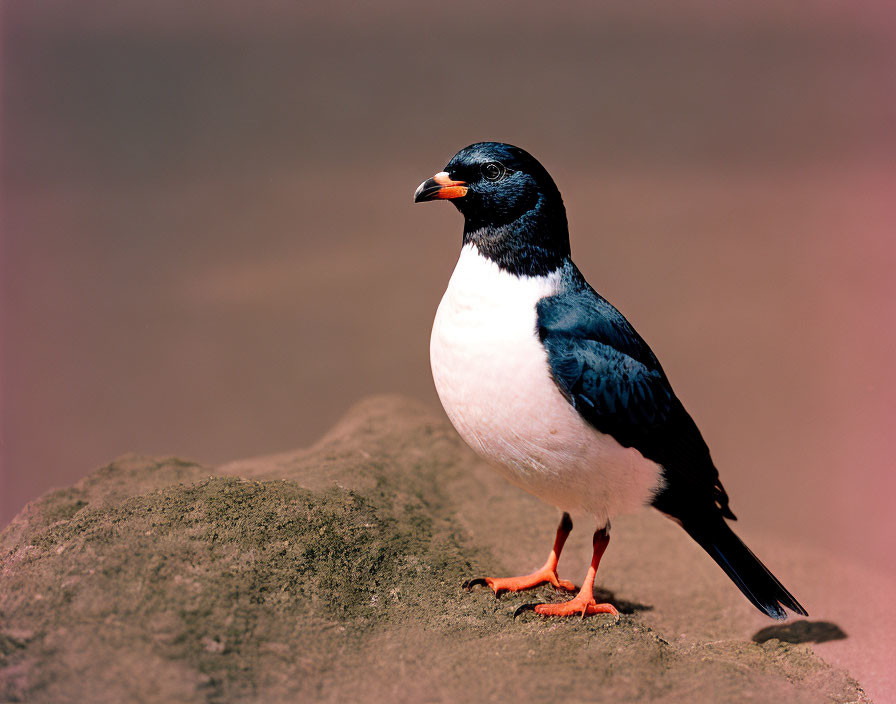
753, 620, 848, 645
464, 579, 652, 615
593, 586, 653, 615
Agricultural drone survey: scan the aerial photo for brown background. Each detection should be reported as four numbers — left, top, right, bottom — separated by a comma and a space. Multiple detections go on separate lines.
2, 0, 894, 609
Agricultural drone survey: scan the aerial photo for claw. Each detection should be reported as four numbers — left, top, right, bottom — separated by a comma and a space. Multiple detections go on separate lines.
513, 603, 541, 618
463, 577, 489, 591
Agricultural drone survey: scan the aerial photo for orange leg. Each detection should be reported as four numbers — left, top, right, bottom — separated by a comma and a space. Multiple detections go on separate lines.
515, 526, 620, 620
463, 513, 576, 596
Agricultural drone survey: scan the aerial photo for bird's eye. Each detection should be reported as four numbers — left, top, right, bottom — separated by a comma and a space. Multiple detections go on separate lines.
481, 161, 506, 182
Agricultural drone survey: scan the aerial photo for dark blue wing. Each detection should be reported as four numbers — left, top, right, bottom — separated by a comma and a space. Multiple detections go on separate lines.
541, 333, 674, 448
537, 265, 734, 520
536, 287, 662, 371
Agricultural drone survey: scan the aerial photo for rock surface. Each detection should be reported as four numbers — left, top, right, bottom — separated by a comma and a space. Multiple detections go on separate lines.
0, 396, 870, 703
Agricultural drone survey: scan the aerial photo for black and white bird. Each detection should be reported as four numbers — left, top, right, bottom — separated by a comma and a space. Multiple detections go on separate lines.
414, 142, 807, 620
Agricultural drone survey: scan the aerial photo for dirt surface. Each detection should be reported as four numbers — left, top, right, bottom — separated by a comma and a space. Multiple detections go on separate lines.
0, 397, 870, 703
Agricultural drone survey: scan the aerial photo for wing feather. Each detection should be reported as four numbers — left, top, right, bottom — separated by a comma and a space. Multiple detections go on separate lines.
537, 267, 735, 520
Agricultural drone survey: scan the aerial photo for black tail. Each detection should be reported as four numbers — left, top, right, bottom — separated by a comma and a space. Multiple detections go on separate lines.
682, 518, 808, 620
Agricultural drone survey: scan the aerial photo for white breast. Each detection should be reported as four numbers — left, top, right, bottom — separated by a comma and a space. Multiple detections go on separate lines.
430, 244, 663, 525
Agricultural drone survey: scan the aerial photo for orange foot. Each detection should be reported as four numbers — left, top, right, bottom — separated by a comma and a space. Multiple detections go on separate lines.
514, 594, 620, 620
463, 567, 576, 597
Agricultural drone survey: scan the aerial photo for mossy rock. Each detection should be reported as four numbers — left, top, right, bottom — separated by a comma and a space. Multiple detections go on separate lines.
0, 396, 869, 703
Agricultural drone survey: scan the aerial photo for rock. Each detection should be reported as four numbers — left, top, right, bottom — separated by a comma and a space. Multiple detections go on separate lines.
0, 396, 869, 703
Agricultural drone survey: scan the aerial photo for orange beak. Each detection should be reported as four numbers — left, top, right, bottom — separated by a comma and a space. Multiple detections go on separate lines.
413, 171, 469, 202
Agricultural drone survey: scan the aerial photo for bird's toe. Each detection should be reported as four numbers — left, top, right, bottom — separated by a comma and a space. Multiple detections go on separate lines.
552, 578, 577, 592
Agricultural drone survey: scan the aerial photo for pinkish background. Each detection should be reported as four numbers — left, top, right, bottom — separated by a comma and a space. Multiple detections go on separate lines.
2, 1, 895, 699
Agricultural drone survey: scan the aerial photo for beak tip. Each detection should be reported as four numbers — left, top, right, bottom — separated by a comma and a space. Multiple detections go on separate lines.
413, 180, 429, 203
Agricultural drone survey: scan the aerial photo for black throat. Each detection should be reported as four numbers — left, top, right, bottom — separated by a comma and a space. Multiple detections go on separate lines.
460, 194, 571, 278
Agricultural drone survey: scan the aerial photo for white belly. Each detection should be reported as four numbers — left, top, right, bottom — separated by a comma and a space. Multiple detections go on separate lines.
430, 245, 663, 524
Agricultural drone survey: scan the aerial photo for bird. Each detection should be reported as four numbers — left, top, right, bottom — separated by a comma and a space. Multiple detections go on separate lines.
413, 142, 807, 620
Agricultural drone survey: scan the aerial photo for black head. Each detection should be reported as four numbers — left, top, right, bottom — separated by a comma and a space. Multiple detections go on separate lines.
414, 142, 570, 276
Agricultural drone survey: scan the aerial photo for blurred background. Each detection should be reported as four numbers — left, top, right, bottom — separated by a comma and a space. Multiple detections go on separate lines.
2, 0, 894, 595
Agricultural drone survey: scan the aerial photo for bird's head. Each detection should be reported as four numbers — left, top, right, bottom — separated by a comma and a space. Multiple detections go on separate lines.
414, 142, 570, 276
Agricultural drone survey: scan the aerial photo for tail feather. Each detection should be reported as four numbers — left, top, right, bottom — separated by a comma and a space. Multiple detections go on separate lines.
683, 518, 808, 620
